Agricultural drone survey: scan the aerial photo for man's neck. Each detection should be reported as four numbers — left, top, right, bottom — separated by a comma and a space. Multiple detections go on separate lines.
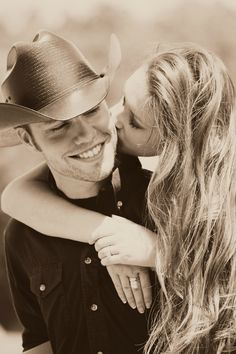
50, 168, 105, 199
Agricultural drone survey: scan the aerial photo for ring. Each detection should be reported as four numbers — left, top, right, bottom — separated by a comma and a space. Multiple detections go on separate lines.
129, 277, 139, 290
108, 247, 119, 257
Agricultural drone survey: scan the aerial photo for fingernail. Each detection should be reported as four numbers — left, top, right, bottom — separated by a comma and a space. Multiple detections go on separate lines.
146, 302, 152, 309
139, 307, 145, 314
131, 304, 136, 309
122, 299, 127, 304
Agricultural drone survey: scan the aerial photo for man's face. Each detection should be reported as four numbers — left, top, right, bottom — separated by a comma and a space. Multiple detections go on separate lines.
29, 101, 117, 182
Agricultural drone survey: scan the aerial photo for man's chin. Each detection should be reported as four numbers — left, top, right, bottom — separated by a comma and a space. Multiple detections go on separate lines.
68, 154, 114, 182
97, 168, 113, 181
99, 148, 116, 177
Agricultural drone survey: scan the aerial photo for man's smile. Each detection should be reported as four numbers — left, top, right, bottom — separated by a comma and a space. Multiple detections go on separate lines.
69, 142, 105, 161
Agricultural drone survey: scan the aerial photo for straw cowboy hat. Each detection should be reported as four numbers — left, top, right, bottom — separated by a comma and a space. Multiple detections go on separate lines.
0, 30, 121, 147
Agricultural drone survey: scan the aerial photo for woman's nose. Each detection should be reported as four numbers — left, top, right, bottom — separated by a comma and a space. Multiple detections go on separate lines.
115, 117, 123, 130
110, 102, 123, 130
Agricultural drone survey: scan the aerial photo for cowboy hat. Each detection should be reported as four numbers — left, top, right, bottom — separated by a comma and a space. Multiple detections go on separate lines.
0, 30, 121, 147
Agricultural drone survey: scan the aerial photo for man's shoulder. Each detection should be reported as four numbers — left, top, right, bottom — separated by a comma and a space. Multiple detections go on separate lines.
115, 156, 152, 224
4, 218, 33, 250
118, 154, 152, 181
5, 217, 28, 236
118, 155, 151, 193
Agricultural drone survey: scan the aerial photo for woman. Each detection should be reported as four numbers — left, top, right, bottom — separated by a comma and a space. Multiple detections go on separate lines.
2, 43, 236, 353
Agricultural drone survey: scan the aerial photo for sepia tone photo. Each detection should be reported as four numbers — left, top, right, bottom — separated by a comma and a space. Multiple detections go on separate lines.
0, 0, 236, 353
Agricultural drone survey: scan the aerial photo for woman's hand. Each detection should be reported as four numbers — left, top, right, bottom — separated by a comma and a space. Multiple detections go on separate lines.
91, 215, 156, 267
106, 264, 153, 313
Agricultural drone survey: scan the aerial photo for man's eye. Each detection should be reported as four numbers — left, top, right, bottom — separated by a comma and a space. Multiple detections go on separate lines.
50, 123, 67, 132
85, 106, 100, 117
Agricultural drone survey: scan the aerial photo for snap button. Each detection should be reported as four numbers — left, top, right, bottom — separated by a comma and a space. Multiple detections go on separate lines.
84, 257, 92, 265
90, 304, 98, 311
39, 284, 46, 292
117, 200, 123, 209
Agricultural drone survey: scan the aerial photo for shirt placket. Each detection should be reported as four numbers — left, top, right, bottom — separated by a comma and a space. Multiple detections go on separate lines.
81, 247, 111, 354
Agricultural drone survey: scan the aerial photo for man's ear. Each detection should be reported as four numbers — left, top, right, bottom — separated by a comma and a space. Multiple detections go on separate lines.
15, 127, 41, 152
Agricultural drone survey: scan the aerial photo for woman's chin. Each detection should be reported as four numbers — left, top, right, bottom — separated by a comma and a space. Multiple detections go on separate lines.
117, 140, 136, 156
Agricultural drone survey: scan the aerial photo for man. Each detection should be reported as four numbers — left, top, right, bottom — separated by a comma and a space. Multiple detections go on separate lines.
0, 31, 153, 353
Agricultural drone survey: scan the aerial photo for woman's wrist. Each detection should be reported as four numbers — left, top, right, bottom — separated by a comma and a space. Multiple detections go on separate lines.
139, 227, 157, 267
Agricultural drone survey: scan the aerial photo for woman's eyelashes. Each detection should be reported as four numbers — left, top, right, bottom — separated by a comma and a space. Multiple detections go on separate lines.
122, 96, 142, 130
129, 113, 142, 129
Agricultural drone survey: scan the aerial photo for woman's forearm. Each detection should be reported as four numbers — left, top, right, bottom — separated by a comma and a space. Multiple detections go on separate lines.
1, 163, 159, 271
1, 163, 109, 243
24, 341, 53, 354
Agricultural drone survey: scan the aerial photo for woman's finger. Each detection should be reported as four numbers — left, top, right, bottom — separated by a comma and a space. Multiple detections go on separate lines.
106, 268, 127, 304
128, 275, 146, 314
94, 236, 114, 252
119, 276, 136, 310
139, 271, 153, 309
98, 246, 119, 260
95, 238, 113, 252
100, 255, 121, 266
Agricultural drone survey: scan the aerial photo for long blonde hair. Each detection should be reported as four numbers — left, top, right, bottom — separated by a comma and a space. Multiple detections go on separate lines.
145, 44, 236, 353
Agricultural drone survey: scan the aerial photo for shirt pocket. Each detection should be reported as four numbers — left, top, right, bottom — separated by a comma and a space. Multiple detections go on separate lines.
30, 262, 69, 328
30, 262, 62, 298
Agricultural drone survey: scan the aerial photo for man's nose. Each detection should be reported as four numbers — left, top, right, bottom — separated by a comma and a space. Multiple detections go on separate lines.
110, 101, 123, 130
72, 117, 95, 143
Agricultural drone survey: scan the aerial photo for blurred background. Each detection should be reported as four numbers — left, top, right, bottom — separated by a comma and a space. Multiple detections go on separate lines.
0, 0, 236, 351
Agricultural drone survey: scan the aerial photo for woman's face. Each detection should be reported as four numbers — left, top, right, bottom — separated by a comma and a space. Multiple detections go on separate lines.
111, 65, 159, 156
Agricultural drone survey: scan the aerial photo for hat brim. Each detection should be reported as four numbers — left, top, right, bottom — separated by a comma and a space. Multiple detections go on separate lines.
0, 75, 109, 147
0, 33, 121, 147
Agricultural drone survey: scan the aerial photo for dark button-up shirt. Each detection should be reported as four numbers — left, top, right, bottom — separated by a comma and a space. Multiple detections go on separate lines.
5, 156, 154, 354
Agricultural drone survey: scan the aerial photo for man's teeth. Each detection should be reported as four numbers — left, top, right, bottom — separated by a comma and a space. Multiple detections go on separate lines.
75, 144, 102, 159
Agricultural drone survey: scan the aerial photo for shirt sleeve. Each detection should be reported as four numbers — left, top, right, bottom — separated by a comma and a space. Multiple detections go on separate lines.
4, 220, 49, 351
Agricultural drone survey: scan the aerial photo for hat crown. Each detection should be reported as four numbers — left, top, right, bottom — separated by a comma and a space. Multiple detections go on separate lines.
2, 31, 99, 110
0, 31, 121, 148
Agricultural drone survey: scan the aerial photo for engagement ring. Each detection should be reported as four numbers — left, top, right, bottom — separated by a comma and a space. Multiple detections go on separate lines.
129, 277, 139, 290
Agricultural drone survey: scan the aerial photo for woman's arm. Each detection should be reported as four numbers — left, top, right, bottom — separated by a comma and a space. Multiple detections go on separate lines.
1, 162, 110, 243
24, 341, 52, 354
1, 163, 155, 311
1, 162, 159, 268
